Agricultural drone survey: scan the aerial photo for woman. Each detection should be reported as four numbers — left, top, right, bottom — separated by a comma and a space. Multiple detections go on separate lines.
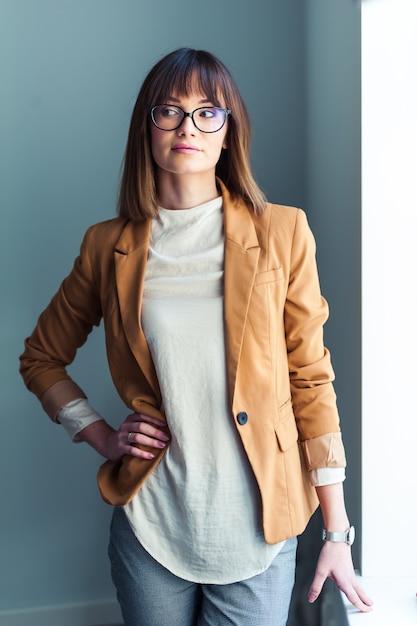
20, 48, 372, 625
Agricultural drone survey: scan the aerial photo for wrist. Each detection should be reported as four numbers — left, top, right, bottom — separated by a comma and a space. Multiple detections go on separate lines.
78, 420, 118, 459
322, 525, 355, 546
315, 483, 349, 531
103, 428, 124, 461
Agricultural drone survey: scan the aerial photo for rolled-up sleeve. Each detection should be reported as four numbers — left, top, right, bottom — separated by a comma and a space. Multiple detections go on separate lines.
19, 226, 103, 420
284, 210, 347, 469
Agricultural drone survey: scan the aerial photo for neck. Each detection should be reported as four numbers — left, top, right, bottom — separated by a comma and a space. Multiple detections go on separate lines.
156, 172, 220, 210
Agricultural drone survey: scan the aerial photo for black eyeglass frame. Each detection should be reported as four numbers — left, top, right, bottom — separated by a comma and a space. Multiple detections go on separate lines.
150, 105, 231, 133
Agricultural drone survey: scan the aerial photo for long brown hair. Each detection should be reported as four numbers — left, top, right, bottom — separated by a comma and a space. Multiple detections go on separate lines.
117, 48, 266, 220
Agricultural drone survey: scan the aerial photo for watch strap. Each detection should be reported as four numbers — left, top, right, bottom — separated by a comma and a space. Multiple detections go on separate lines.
322, 525, 355, 545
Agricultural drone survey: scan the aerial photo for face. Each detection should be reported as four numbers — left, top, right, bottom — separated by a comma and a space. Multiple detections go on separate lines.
150, 90, 228, 182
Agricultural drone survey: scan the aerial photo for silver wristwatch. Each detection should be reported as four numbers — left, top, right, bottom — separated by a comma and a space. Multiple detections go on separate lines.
322, 525, 355, 546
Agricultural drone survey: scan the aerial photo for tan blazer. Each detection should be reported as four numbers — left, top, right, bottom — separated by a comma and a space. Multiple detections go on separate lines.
20, 182, 346, 544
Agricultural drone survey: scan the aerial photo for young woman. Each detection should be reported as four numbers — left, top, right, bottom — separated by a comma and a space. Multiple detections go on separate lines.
20, 48, 372, 625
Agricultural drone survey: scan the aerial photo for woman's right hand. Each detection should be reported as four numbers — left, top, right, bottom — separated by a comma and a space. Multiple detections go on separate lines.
109, 412, 170, 461
78, 413, 170, 461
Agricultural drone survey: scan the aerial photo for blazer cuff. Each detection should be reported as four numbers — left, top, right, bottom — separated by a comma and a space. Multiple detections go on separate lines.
41, 380, 87, 422
300, 432, 346, 471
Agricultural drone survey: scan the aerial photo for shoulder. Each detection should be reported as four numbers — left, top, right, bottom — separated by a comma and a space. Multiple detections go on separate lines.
266, 202, 307, 228
74, 217, 131, 271
82, 217, 130, 246
78, 216, 151, 269
251, 201, 307, 228
79, 216, 149, 257
251, 201, 312, 247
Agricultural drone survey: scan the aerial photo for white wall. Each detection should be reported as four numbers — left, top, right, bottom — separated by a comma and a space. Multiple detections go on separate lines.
361, 0, 417, 577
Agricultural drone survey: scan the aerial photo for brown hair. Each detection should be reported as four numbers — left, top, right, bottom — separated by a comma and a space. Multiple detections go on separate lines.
117, 48, 266, 220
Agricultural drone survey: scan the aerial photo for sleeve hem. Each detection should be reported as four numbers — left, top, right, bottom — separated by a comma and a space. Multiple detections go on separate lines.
58, 398, 104, 442
309, 467, 346, 486
41, 380, 87, 421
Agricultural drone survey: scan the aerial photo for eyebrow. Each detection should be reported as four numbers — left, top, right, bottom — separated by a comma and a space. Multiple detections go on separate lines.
167, 96, 212, 105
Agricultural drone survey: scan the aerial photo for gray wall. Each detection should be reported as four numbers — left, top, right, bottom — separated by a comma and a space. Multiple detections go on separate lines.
0, 0, 360, 616
305, 0, 362, 567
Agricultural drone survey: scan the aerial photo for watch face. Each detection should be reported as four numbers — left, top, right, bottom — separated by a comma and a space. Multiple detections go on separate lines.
348, 525, 355, 546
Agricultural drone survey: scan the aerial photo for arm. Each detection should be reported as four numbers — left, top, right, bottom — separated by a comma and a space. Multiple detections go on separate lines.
19, 225, 103, 409
309, 483, 373, 612
57, 396, 169, 461
20, 223, 169, 462
73, 411, 169, 461
282, 211, 372, 610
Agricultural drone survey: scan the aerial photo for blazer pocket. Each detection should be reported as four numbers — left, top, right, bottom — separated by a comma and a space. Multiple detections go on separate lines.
274, 398, 299, 452
254, 267, 284, 286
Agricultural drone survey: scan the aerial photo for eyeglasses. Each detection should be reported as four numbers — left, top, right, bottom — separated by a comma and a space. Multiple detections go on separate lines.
150, 105, 231, 133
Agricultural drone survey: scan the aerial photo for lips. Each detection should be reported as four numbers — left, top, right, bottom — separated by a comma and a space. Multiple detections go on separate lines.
172, 143, 201, 154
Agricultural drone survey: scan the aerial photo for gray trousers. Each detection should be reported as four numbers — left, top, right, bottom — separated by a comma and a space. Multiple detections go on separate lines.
108, 507, 297, 626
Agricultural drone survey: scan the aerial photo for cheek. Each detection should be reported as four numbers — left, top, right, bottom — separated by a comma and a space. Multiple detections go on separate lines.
208, 127, 228, 158
206, 141, 226, 168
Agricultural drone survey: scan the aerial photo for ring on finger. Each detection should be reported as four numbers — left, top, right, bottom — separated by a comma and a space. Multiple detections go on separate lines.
127, 432, 134, 443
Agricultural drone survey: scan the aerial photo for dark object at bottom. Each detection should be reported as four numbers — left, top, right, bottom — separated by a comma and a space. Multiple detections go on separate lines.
287, 508, 349, 626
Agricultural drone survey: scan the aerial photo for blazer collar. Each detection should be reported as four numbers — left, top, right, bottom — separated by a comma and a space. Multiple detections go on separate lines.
113, 180, 260, 252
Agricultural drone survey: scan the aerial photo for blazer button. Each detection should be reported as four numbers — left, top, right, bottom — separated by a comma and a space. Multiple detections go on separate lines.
237, 412, 248, 425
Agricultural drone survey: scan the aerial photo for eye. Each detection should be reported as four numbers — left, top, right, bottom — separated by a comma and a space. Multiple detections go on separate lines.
198, 107, 218, 119
160, 106, 181, 118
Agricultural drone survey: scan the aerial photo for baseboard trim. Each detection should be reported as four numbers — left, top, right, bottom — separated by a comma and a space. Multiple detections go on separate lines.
0, 598, 123, 626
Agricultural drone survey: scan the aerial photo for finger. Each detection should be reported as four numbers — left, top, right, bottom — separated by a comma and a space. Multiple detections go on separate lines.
340, 585, 373, 613
122, 431, 165, 460
308, 573, 326, 603
125, 445, 157, 461
351, 582, 374, 610
133, 420, 170, 442
355, 587, 373, 608
127, 431, 168, 449
333, 577, 373, 613
126, 413, 166, 427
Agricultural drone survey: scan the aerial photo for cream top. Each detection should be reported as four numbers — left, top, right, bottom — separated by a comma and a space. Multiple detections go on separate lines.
124, 196, 284, 583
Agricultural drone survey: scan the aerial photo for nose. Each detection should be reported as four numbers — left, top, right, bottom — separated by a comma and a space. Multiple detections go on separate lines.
177, 112, 196, 134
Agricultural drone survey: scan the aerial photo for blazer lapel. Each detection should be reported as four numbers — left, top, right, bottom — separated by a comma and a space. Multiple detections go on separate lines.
221, 183, 260, 406
114, 219, 161, 400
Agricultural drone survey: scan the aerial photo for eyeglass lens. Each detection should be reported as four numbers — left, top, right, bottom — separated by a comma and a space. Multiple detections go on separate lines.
151, 105, 229, 133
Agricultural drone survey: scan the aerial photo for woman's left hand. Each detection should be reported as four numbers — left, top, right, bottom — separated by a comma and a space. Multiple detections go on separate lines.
308, 541, 373, 612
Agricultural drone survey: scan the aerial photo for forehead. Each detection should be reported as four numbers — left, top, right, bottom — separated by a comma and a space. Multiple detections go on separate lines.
168, 91, 213, 105
156, 71, 224, 107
